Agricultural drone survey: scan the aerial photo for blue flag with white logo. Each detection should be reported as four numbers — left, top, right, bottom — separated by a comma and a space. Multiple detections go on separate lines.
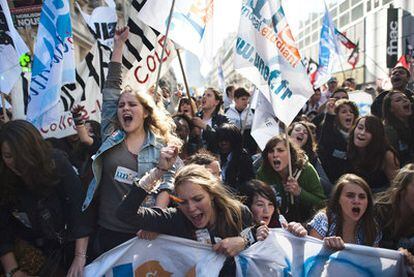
27, 0, 75, 128
314, 6, 341, 88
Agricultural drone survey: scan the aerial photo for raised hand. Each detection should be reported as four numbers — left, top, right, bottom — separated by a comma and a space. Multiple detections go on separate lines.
158, 145, 179, 171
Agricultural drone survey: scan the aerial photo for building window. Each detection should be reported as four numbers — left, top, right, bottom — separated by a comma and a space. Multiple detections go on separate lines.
312, 31, 318, 43
331, 8, 337, 18
351, 3, 363, 21
374, 0, 380, 8
339, 0, 350, 13
352, 0, 362, 6
382, 0, 392, 5
312, 21, 318, 31
305, 35, 310, 45
367, 0, 371, 12
340, 13, 350, 27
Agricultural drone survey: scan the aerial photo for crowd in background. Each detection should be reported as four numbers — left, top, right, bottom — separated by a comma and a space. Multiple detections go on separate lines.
0, 27, 414, 277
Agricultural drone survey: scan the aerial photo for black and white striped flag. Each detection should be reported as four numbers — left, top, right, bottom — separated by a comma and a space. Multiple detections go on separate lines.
37, 42, 112, 138
122, 0, 176, 91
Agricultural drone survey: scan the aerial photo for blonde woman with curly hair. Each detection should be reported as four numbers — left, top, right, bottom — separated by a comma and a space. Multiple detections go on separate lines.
75, 27, 181, 268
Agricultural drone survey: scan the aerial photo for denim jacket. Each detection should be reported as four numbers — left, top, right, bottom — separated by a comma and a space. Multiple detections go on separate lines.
81, 62, 175, 211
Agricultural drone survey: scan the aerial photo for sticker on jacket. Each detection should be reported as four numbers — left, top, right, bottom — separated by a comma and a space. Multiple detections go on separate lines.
114, 166, 138, 185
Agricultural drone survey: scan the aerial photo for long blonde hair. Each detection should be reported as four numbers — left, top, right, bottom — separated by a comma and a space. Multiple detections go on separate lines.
114, 89, 181, 146
174, 164, 245, 238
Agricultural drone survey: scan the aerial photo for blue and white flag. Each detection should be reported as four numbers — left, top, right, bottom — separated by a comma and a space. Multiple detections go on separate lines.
314, 6, 342, 88
27, 0, 75, 128
84, 230, 407, 276
0, 0, 29, 94
234, 0, 314, 126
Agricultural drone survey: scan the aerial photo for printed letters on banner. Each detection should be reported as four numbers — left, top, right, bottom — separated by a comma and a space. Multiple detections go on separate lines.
37, 42, 111, 138
0, 0, 29, 93
27, 0, 76, 128
234, 0, 313, 126
137, 0, 240, 76
75, 0, 117, 48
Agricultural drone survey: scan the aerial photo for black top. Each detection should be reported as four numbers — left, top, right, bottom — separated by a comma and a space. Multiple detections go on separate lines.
196, 111, 229, 154
221, 150, 255, 195
0, 150, 89, 256
318, 113, 351, 183
116, 185, 253, 240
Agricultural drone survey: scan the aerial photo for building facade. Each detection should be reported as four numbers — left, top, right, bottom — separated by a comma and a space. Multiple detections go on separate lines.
209, 0, 414, 89
296, 0, 414, 87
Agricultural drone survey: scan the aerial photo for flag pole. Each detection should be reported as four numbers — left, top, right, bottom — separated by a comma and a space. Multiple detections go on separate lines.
175, 46, 195, 115
284, 126, 294, 205
154, 0, 176, 96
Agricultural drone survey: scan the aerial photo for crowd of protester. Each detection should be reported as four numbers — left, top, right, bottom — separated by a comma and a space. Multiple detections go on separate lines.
1, 27, 414, 276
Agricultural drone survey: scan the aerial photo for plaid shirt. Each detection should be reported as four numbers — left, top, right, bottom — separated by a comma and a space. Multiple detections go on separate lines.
308, 211, 381, 245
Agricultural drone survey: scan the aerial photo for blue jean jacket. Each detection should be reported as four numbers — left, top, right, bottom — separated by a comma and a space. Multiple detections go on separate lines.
81, 62, 175, 211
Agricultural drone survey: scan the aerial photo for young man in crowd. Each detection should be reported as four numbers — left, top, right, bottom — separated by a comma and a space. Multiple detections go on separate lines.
371, 66, 413, 118
225, 87, 257, 155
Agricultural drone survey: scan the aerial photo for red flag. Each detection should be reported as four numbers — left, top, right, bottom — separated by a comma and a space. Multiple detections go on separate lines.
347, 42, 359, 69
335, 28, 357, 50
307, 58, 319, 85
396, 55, 410, 70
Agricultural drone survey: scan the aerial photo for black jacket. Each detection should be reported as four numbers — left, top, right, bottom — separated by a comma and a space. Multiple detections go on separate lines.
318, 114, 351, 183
221, 150, 255, 195
196, 111, 229, 153
0, 150, 89, 257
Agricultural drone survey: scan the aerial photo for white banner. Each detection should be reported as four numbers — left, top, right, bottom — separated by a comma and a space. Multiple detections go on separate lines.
27, 0, 76, 128
251, 92, 280, 150
39, 43, 111, 138
121, 0, 176, 92
0, 0, 29, 93
75, 0, 117, 48
348, 90, 373, 116
234, 0, 313, 126
85, 229, 407, 277
137, 0, 240, 76
236, 229, 406, 276
85, 234, 226, 277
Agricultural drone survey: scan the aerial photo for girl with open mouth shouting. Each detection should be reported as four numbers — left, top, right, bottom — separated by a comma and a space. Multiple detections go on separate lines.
318, 98, 359, 184
308, 174, 381, 251
78, 26, 181, 263
383, 90, 414, 166
348, 115, 400, 193
257, 135, 325, 223
288, 121, 332, 196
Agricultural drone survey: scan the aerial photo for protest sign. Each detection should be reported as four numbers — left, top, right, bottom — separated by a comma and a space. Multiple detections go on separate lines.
234, 0, 313, 126
27, 0, 75, 129
85, 229, 407, 276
